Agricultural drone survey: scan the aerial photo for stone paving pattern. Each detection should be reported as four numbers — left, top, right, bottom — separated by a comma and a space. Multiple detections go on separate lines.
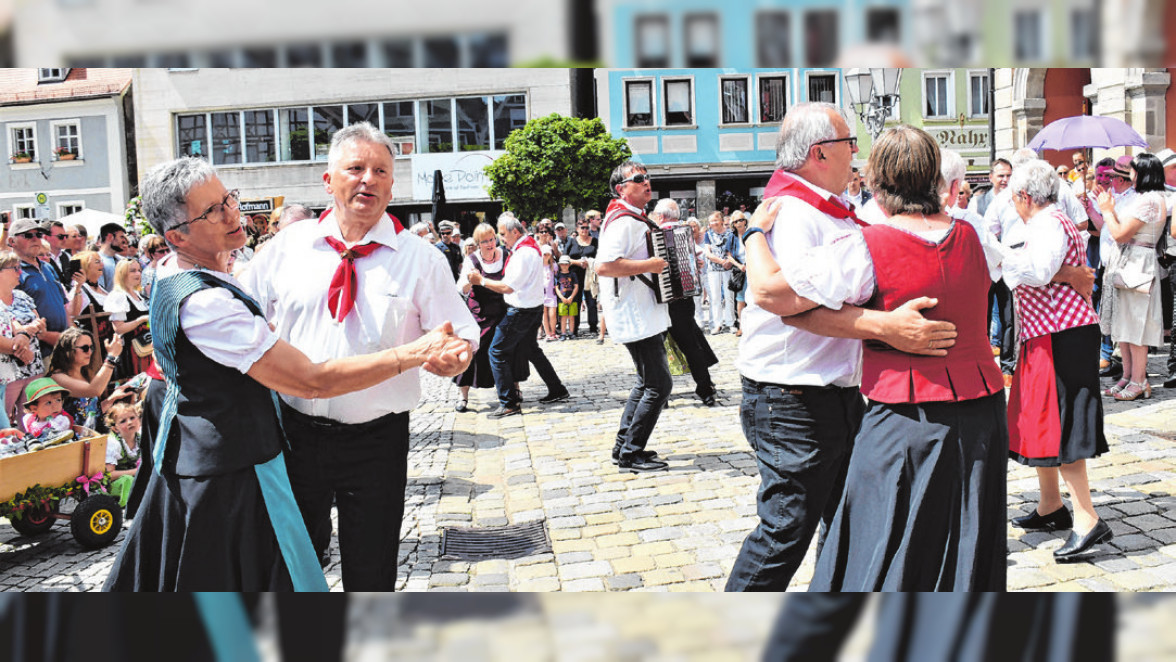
6, 334, 1176, 592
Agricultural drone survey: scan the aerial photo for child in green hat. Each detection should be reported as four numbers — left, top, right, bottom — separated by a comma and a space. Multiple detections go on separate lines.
22, 377, 74, 438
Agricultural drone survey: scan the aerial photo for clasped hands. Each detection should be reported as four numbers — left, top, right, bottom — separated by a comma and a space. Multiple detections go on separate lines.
411, 321, 472, 378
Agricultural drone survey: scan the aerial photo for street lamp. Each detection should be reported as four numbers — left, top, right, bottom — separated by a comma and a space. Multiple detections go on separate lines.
844, 68, 902, 139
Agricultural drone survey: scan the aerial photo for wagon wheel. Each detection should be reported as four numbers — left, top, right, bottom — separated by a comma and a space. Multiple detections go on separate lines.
70, 494, 123, 549
9, 501, 58, 536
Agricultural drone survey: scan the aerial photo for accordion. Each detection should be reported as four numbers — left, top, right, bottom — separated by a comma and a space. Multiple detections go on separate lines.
645, 224, 702, 304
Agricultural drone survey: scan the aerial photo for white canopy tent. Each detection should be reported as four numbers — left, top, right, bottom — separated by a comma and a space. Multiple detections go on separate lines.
56, 208, 127, 239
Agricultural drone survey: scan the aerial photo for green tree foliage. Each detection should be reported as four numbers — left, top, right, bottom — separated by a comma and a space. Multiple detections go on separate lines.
484, 114, 631, 221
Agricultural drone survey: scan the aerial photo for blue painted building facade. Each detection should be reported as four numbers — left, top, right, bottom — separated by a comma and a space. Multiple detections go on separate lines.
594, 67, 848, 216
600, 0, 912, 69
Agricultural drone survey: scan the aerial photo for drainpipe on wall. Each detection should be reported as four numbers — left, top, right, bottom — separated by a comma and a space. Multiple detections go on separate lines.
988, 68, 996, 165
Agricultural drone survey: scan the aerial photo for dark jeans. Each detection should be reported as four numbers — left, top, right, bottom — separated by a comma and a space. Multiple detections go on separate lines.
725, 378, 863, 591
991, 279, 1017, 374
615, 333, 672, 458
241, 594, 349, 662
281, 404, 410, 591
489, 305, 564, 407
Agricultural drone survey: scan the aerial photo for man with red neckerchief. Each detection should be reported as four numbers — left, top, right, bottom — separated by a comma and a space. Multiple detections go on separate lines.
472, 212, 570, 418
240, 122, 477, 590
595, 160, 672, 473
726, 102, 958, 590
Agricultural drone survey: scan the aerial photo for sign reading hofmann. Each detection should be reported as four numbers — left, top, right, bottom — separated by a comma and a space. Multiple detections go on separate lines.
411, 151, 505, 202
926, 126, 989, 152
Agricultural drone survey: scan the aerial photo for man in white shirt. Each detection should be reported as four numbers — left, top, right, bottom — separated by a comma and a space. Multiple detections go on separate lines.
843, 166, 871, 209
472, 213, 570, 417
240, 123, 478, 590
728, 103, 958, 590
596, 161, 672, 472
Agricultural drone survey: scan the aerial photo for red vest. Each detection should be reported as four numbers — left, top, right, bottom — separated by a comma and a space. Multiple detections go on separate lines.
860, 221, 1004, 404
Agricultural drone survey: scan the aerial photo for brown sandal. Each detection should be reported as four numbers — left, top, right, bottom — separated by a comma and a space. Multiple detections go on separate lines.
1114, 381, 1152, 401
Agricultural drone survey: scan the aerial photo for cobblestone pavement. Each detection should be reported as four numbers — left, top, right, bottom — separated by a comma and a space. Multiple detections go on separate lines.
5, 332, 1176, 592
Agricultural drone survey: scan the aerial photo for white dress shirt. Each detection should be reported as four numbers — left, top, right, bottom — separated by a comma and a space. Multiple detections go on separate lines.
596, 201, 670, 344
857, 198, 887, 225
239, 212, 479, 423
156, 255, 279, 375
500, 236, 546, 309
736, 174, 864, 388
986, 180, 1088, 250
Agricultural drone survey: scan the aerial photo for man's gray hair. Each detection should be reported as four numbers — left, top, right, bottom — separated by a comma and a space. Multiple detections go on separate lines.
497, 215, 525, 235
140, 157, 218, 237
327, 122, 397, 171
409, 222, 430, 237
775, 102, 844, 171
1010, 147, 1038, 169
652, 198, 680, 221
940, 148, 967, 188
1008, 159, 1060, 207
276, 203, 315, 231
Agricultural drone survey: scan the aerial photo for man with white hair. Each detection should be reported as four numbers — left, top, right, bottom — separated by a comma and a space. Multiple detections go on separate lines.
240, 122, 478, 590
728, 106, 959, 590
650, 198, 718, 407
472, 213, 570, 417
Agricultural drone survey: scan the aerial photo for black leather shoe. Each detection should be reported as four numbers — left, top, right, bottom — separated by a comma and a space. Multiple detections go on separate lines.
700, 393, 716, 406
455, 400, 468, 413
1164, 374, 1176, 389
618, 456, 669, 473
1099, 361, 1123, 379
539, 388, 570, 404
488, 405, 521, 418
611, 449, 659, 465
1054, 519, 1114, 561
1011, 505, 1073, 531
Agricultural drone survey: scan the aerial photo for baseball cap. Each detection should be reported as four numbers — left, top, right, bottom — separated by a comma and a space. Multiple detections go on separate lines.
1156, 148, 1176, 169
554, 222, 566, 230
558, 255, 571, 264
9, 217, 45, 236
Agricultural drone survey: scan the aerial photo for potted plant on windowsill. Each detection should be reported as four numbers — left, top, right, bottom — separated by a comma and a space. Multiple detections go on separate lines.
10, 151, 32, 164
54, 147, 76, 161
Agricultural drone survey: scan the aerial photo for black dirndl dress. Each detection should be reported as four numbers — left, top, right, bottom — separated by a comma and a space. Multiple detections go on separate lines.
455, 250, 509, 389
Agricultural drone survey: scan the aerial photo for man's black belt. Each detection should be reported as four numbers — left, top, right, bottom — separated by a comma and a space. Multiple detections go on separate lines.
279, 401, 408, 432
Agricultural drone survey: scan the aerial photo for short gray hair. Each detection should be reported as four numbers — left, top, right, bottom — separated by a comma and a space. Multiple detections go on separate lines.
497, 215, 525, 235
775, 102, 843, 171
940, 148, 967, 188
1010, 147, 1038, 169
327, 122, 396, 171
140, 157, 217, 237
409, 222, 430, 237
1008, 159, 1060, 207
652, 198, 680, 221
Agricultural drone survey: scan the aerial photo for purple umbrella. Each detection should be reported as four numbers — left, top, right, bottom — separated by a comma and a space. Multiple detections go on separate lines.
1027, 115, 1149, 151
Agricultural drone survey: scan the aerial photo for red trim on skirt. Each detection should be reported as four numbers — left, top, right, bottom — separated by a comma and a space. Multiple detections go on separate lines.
1008, 334, 1062, 460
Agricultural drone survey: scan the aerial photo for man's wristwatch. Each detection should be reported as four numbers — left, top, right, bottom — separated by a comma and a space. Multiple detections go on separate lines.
742, 227, 766, 243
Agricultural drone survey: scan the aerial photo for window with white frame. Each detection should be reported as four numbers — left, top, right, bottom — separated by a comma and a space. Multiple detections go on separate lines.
625, 80, 654, 128
53, 121, 81, 159
38, 69, 69, 83
58, 202, 84, 218
1070, 8, 1096, 60
13, 205, 36, 221
635, 15, 670, 67
720, 77, 750, 125
663, 79, 694, 126
759, 75, 789, 123
756, 11, 791, 67
923, 72, 952, 118
968, 71, 990, 118
9, 124, 37, 161
806, 73, 837, 104
684, 13, 719, 67
1014, 10, 1043, 61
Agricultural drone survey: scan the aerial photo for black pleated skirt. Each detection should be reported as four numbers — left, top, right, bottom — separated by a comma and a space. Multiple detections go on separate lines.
809, 393, 1008, 591
103, 464, 293, 592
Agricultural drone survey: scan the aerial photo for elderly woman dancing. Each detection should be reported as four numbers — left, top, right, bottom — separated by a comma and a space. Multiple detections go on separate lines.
1006, 159, 1112, 562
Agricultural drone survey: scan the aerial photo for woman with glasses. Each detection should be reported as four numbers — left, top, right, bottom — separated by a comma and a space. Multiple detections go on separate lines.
454, 223, 509, 412
1097, 153, 1169, 401
564, 218, 600, 337
46, 327, 126, 432
72, 251, 114, 370
0, 251, 44, 429
105, 258, 151, 379
140, 234, 168, 300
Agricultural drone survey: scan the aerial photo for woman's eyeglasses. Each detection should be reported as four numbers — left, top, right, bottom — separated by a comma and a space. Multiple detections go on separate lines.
76, 345, 94, 353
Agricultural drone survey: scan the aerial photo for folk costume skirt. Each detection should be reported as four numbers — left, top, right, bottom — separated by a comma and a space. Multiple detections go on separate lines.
809, 393, 1008, 591
1008, 324, 1108, 467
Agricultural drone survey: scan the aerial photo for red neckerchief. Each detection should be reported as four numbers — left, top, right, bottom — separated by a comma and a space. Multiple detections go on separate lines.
764, 170, 870, 228
324, 238, 380, 323
504, 235, 541, 267
602, 198, 651, 232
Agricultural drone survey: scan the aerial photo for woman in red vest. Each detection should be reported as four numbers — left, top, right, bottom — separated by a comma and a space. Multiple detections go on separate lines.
763, 126, 1008, 590
1004, 159, 1110, 562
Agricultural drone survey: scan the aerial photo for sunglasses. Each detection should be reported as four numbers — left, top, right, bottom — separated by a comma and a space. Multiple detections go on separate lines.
17, 231, 46, 239
619, 173, 651, 185
76, 344, 94, 353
